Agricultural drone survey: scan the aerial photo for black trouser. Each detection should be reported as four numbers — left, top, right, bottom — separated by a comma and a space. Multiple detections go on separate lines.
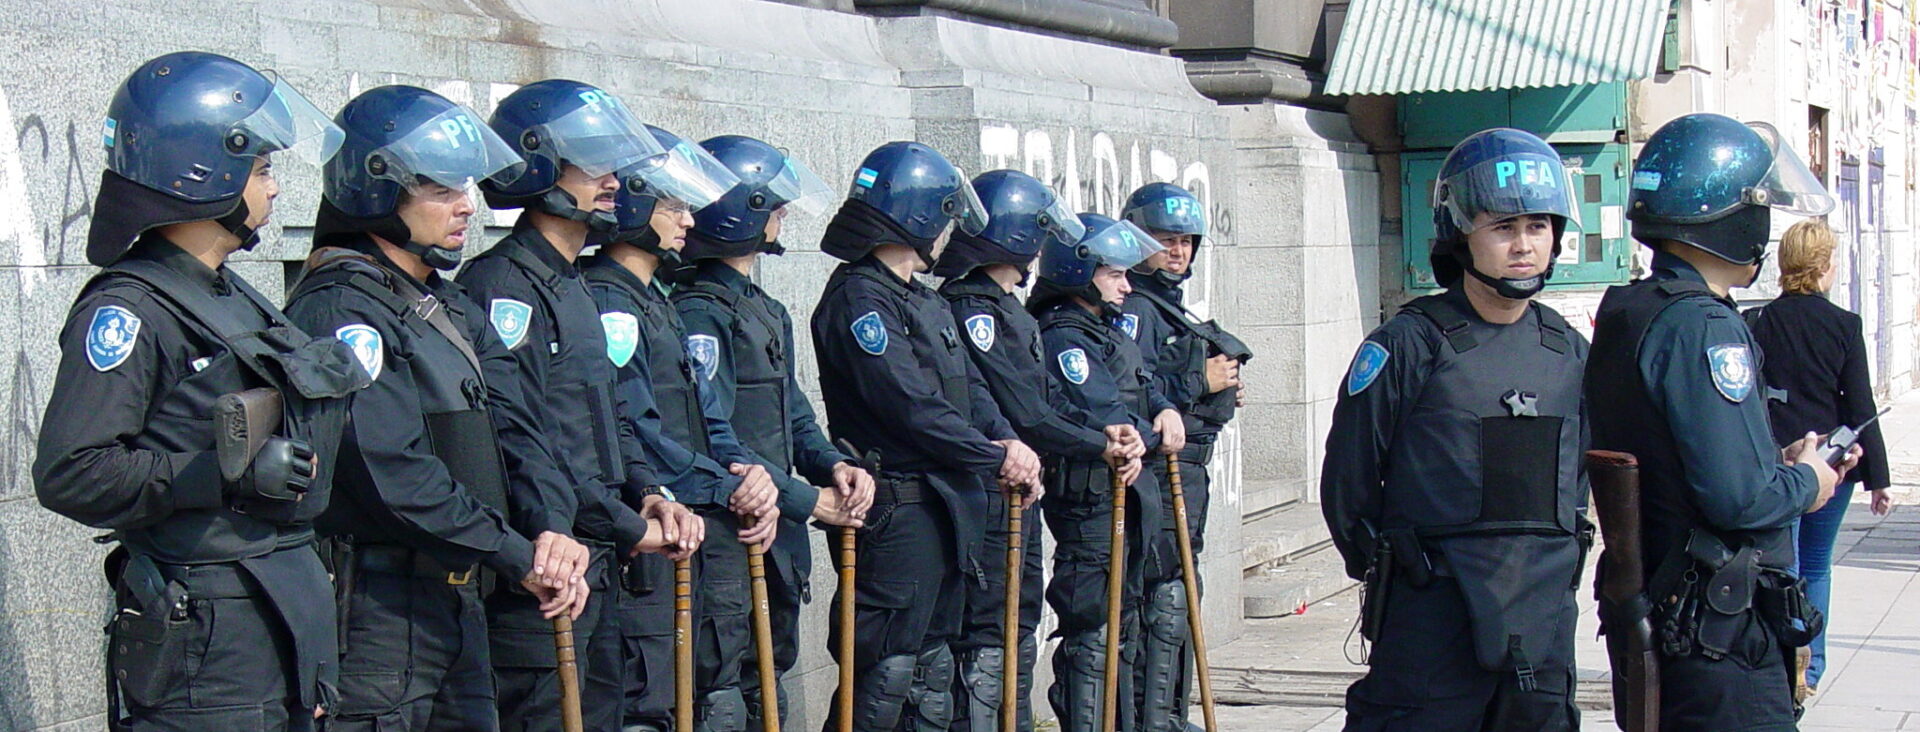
1146, 445, 1210, 732
333, 547, 497, 731
951, 486, 1045, 732
621, 553, 677, 731
694, 509, 752, 732
1342, 575, 1576, 732
109, 562, 315, 732
1657, 611, 1797, 731
490, 544, 621, 732
1043, 467, 1163, 732
745, 523, 806, 731
822, 478, 962, 732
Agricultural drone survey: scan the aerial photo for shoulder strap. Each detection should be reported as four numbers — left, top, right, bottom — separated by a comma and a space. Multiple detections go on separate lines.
299, 248, 484, 378
1400, 294, 1478, 354
1532, 303, 1574, 354
387, 273, 485, 380
102, 258, 274, 345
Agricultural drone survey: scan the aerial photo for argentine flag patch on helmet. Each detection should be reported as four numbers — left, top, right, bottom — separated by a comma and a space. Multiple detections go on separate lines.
852, 311, 888, 356
1346, 341, 1389, 396
490, 299, 532, 351
601, 312, 639, 368
1058, 348, 1090, 385
965, 314, 996, 352
86, 305, 141, 372
334, 324, 385, 381
686, 334, 720, 381
1707, 343, 1753, 403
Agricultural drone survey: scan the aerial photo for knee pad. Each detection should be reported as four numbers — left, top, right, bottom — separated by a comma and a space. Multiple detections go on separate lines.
957, 646, 1005, 731
694, 687, 745, 732
852, 653, 916, 731
1139, 583, 1190, 723
1048, 632, 1107, 732
1016, 635, 1039, 732
907, 644, 956, 731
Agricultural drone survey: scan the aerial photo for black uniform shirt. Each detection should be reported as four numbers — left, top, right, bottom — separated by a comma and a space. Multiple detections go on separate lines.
941, 271, 1109, 461
1036, 300, 1171, 455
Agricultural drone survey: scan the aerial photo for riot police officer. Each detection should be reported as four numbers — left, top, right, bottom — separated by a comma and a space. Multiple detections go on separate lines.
1032, 213, 1180, 732
1321, 128, 1590, 730
672, 134, 876, 730
579, 124, 794, 732
932, 170, 1145, 732
810, 141, 1039, 731
282, 84, 599, 730
34, 52, 368, 730
1117, 182, 1248, 732
459, 80, 706, 732
1587, 113, 1851, 729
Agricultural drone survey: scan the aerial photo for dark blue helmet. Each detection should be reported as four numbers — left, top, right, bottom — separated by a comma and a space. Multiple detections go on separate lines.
820, 141, 990, 264
1628, 114, 1834, 264
1036, 213, 1163, 289
1428, 128, 1580, 293
482, 80, 666, 229
685, 135, 834, 260
930, 169, 1084, 279
1121, 182, 1207, 242
90, 51, 343, 265
603, 125, 740, 255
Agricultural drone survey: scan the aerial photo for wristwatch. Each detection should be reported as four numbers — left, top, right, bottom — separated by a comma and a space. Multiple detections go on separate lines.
641, 485, 676, 503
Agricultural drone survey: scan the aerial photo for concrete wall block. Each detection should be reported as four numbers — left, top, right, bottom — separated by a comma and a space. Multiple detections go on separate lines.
260, 0, 381, 27
376, 4, 507, 40
1239, 400, 1314, 485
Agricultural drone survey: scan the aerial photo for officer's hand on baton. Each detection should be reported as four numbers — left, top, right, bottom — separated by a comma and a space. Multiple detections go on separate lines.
1784, 432, 1843, 514
830, 461, 876, 520
739, 501, 779, 547
1152, 409, 1187, 455
642, 495, 705, 560
1103, 424, 1146, 462
529, 572, 590, 620
994, 439, 1042, 490
1204, 354, 1241, 395
812, 487, 865, 528
727, 463, 779, 519
530, 531, 592, 591
1114, 456, 1143, 487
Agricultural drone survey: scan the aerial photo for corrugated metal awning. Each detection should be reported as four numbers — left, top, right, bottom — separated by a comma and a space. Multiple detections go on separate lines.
1324, 0, 1671, 96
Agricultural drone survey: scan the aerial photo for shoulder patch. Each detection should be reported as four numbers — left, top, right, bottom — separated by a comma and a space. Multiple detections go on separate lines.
1706, 343, 1753, 403
686, 334, 720, 381
1118, 313, 1141, 341
490, 298, 533, 351
86, 305, 141, 372
1345, 341, 1390, 396
965, 313, 997, 352
851, 311, 888, 356
334, 324, 385, 381
601, 311, 639, 368
1058, 347, 1090, 385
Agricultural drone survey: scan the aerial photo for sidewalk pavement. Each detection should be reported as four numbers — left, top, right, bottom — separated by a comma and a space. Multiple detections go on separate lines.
1206, 388, 1920, 731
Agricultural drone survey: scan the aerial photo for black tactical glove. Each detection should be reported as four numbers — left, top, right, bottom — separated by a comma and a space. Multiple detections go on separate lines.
229, 437, 316, 513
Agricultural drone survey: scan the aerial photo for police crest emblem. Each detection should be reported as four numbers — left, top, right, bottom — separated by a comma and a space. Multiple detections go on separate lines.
965, 314, 996, 352
86, 305, 141, 372
1346, 341, 1389, 396
601, 312, 640, 368
1118, 313, 1140, 340
686, 334, 720, 381
1059, 348, 1090, 385
334, 324, 385, 380
852, 311, 888, 356
1707, 343, 1753, 402
490, 299, 533, 351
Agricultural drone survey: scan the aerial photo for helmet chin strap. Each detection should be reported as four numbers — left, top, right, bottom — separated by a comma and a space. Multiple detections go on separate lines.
217, 199, 261, 251
401, 240, 463, 270
538, 188, 617, 232
1462, 258, 1553, 300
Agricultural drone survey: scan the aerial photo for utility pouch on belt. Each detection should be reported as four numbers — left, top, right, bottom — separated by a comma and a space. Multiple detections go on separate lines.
215, 387, 284, 483
1756, 570, 1823, 648
107, 552, 193, 709
1384, 529, 1434, 588
622, 556, 653, 595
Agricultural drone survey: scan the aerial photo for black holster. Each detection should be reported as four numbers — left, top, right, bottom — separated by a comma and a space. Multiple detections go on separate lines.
1756, 569, 1823, 648
105, 551, 193, 715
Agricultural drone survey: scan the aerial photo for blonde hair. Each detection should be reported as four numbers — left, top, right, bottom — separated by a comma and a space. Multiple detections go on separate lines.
1778, 219, 1836, 295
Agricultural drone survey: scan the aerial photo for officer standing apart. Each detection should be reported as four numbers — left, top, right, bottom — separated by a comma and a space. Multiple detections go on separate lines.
932, 170, 1146, 732
673, 134, 876, 730
284, 85, 598, 731
460, 80, 706, 732
1587, 113, 1855, 729
811, 141, 1040, 731
1032, 213, 1180, 732
1117, 183, 1247, 732
35, 52, 369, 730
579, 124, 785, 732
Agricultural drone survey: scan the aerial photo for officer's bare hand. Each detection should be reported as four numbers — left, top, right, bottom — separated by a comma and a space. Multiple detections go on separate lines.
1835, 444, 1864, 483
994, 439, 1042, 488
813, 487, 864, 528
1204, 354, 1241, 394
530, 531, 590, 589
1785, 432, 1840, 513
1152, 409, 1187, 455
739, 508, 779, 547
831, 461, 876, 519
1103, 424, 1146, 461
528, 574, 588, 620
727, 463, 778, 518
642, 495, 704, 559
1115, 455, 1144, 486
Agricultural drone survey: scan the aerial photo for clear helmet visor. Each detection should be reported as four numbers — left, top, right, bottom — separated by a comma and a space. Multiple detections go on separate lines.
1742, 121, 1836, 217
534, 92, 666, 178
627, 138, 741, 211
235, 72, 345, 166
1082, 218, 1166, 270
370, 104, 525, 192
941, 167, 992, 236
763, 154, 836, 216
1038, 195, 1087, 246
1435, 152, 1584, 234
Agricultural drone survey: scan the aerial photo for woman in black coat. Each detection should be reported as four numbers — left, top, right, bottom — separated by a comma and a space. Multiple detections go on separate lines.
1746, 218, 1891, 698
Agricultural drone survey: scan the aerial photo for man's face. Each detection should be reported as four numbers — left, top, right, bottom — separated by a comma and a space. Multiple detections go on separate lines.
240, 156, 280, 230
649, 197, 694, 252
1465, 212, 1554, 285
396, 181, 476, 250
1092, 264, 1132, 306
557, 164, 619, 215
762, 205, 787, 243
1143, 231, 1194, 276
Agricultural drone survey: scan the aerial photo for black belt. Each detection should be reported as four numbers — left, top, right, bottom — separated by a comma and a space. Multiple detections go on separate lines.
154, 561, 260, 599
354, 544, 478, 586
874, 474, 930, 505
1177, 441, 1215, 464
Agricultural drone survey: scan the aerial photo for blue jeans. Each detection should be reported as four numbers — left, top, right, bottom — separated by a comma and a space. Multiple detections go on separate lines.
1793, 483, 1853, 687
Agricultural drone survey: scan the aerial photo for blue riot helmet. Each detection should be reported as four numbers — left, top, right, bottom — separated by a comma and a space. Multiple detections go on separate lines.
1628, 114, 1834, 266
930, 169, 1084, 280
684, 135, 835, 260
482, 80, 667, 231
602, 124, 741, 265
1428, 128, 1582, 298
316, 85, 524, 269
90, 51, 344, 266
820, 141, 990, 267
1121, 181, 1208, 285
1030, 212, 1163, 316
